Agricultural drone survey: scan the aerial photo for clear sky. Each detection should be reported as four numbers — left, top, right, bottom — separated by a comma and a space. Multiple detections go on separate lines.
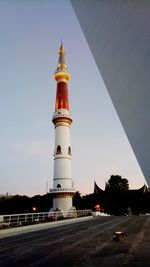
0, 0, 146, 197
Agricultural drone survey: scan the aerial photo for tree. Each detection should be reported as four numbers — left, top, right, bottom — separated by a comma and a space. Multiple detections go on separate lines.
105, 175, 129, 215
73, 191, 83, 209
0, 193, 53, 215
105, 175, 129, 193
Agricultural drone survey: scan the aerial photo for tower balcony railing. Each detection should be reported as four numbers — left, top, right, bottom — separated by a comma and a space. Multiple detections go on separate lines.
52, 113, 72, 120
49, 188, 76, 193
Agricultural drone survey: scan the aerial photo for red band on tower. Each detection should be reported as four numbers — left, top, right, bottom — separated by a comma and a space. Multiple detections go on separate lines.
55, 82, 69, 111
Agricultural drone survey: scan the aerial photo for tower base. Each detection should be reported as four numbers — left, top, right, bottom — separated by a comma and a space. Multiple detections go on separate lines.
53, 194, 73, 212
49, 192, 77, 218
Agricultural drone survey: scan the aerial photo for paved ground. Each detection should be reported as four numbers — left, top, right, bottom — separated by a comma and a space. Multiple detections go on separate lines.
0, 216, 150, 267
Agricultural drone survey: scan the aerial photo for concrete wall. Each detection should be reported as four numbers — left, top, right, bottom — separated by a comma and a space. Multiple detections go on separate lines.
71, 0, 150, 185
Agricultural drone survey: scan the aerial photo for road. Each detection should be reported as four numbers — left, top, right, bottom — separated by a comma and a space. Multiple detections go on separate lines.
0, 216, 150, 267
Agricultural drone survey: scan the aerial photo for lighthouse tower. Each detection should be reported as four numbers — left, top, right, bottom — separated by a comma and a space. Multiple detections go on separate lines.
50, 43, 76, 214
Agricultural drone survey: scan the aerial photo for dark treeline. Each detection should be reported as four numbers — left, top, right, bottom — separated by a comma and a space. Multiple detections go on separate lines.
0, 194, 53, 215
0, 192, 96, 215
1, 175, 150, 215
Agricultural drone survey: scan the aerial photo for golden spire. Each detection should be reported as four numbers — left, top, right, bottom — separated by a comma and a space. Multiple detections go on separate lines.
54, 43, 70, 81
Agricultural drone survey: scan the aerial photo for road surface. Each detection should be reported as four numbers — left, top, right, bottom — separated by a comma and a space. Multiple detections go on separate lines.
0, 216, 150, 266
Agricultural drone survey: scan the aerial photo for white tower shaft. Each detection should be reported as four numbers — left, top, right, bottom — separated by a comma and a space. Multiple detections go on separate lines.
54, 116, 72, 189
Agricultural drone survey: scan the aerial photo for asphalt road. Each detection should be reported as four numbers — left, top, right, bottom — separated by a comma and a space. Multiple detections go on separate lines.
0, 216, 150, 267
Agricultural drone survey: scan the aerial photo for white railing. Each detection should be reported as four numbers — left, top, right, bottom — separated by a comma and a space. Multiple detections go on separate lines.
52, 112, 72, 120
49, 188, 76, 193
0, 210, 92, 227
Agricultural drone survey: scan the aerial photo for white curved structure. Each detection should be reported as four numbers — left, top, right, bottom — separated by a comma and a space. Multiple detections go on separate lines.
71, 0, 150, 186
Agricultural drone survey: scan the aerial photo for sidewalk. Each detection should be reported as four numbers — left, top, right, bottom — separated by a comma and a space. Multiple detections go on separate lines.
0, 216, 92, 239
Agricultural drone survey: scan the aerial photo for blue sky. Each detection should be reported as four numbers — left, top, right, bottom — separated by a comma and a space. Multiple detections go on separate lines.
0, 0, 146, 196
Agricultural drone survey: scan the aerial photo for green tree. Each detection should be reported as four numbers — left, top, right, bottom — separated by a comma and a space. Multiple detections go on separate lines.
105, 175, 129, 193
73, 191, 83, 209
105, 175, 129, 215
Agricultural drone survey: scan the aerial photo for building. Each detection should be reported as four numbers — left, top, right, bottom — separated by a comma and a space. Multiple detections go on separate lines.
71, 0, 150, 186
94, 181, 150, 215
49, 43, 76, 215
